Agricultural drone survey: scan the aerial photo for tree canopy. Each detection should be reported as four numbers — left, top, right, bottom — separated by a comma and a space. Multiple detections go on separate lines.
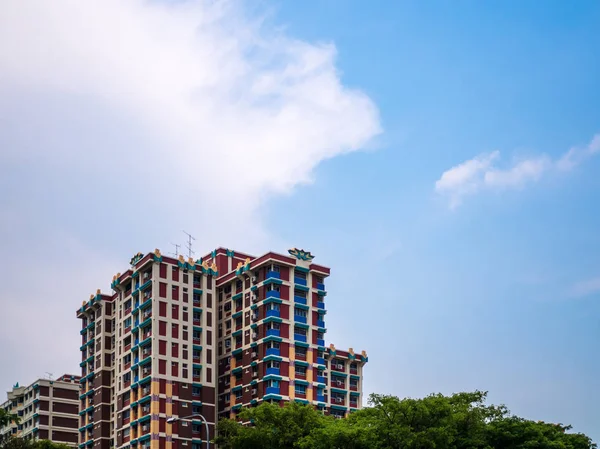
0, 439, 71, 449
215, 391, 595, 449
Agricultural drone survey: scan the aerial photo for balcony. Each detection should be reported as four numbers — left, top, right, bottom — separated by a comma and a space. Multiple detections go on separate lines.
350, 368, 358, 375
294, 315, 307, 324
350, 384, 358, 391
124, 308, 132, 316
293, 334, 307, 343
265, 347, 280, 357
266, 329, 280, 337
317, 320, 325, 328
193, 337, 202, 345
294, 277, 307, 286
316, 357, 326, 365
316, 282, 325, 291
317, 339, 325, 347
193, 318, 201, 326
349, 400, 358, 408
266, 290, 280, 299
266, 270, 280, 280
331, 364, 345, 372
265, 309, 280, 319
316, 376, 327, 384
316, 301, 325, 310
294, 296, 307, 305
266, 367, 280, 375
265, 387, 280, 395
316, 394, 326, 402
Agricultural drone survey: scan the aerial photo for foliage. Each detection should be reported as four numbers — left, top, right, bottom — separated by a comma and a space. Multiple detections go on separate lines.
0, 438, 71, 449
0, 410, 20, 429
215, 391, 596, 449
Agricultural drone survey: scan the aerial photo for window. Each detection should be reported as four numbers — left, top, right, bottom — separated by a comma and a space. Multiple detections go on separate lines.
124, 318, 132, 328
295, 346, 307, 357
295, 384, 306, 395
294, 308, 307, 317
294, 270, 307, 280
294, 289, 307, 298
159, 302, 167, 317
172, 323, 179, 339
192, 387, 201, 396
295, 365, 307, 376
267, 379, 279, 388
225, 320, 231, 329
236, 280, 243, 291
294, 327, 307, 336
266, 303, 280, 311
350, 379, 358, 388
234, 390, 242, 400
267, 361, 280, 369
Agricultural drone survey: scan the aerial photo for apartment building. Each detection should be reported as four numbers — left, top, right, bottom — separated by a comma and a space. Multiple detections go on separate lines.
76, 247, 367, 449
0, 375, 80, 446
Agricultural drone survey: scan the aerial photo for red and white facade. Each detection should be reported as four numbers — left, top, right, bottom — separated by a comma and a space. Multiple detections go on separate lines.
76, 247, 367, 449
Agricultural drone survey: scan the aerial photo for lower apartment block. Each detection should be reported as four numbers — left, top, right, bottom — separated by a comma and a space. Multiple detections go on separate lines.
76, 247, 367, 449
0, 375, 81, 446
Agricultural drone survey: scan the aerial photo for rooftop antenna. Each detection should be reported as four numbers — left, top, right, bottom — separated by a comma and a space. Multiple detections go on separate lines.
170, 243, 181, 258
44, 372, 53, 380
183, 231, 196, 259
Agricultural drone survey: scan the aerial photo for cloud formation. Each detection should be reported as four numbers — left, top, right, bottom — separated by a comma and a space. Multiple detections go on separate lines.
0, 0, 380, 387
435, 134, 600, 208
570, 276, 600, 298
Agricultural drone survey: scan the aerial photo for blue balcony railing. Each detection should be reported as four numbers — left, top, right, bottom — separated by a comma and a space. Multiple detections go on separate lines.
266, 270, 280, 280
294, 296, 307, 305
294, 334, 307, 343
266, 329, 280, 337
266, 290, 280, 299
316, 376, 327, 384
316, 357, 326, 365
317, 320, 325, 328
265, 387, 280, 395
317, 283, 325, 291
266, 367, 280, 375
265, 348, 280, 356
316, 394, 326, 402
266, 309, 280, 318
294, 277, 307, 286
294, 315, 307, 324
316, 301, 325, 310
317, 339, 325, 346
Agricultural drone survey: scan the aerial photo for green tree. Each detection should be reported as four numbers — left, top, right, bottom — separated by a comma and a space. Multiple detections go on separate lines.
215, 401, 327, 449
214, 391, 596, 449
0, 410, 20, 428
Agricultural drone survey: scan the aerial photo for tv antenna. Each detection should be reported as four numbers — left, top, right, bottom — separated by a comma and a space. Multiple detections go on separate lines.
183, 231, 195, 259
170, 243, 181, 257
45, 372, 53, 380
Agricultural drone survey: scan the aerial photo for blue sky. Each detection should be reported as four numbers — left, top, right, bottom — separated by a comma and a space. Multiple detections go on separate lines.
0, 0, 598, 441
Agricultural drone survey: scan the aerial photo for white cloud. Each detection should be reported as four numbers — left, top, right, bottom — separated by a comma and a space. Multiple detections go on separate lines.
434, 151, 499, 208
570, 276, 600, 298
435, 134, 599, 208
0, 0, 380, 387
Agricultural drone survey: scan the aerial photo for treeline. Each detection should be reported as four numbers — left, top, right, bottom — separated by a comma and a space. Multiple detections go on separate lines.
215, 391, 596, 449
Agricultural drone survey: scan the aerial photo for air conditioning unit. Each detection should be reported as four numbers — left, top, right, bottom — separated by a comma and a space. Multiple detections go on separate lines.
336, 381, 342, 386
337, 364, 344, 370
251, 276, 257, 284
251, 389, 257, 395
142, 425, 149, 431
252, 372, 258, 378
251, 314, 257, 322
251, 352, 257, 358
335, 397, 342, 403
252, 333, 257, 340
252, 295, 258, 303
143, 272, 149, 280
244, 369, 250, 374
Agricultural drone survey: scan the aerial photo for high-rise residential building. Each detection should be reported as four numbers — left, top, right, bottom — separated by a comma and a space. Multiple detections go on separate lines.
76, 247, 367, 449
0, 375, 81, 446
